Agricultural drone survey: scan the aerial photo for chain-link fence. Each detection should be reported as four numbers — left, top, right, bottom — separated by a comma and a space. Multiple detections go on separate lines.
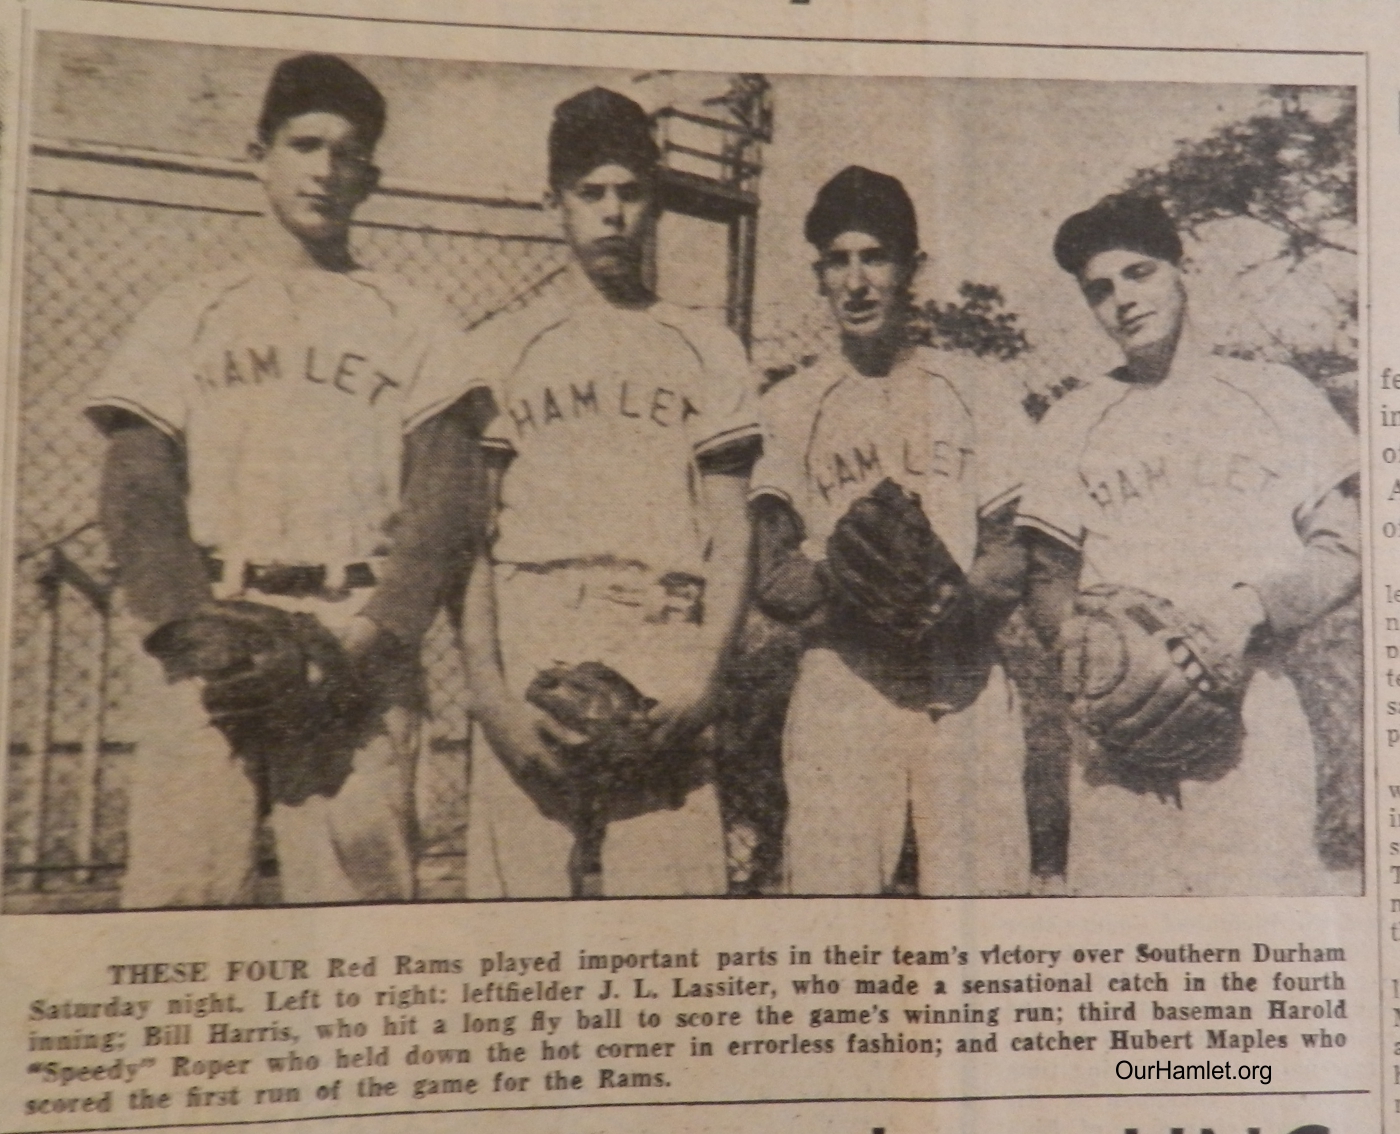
5, 144, 580, 909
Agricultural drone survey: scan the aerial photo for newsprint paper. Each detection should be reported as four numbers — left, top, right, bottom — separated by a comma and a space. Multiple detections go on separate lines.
0, 0, 1396, 1131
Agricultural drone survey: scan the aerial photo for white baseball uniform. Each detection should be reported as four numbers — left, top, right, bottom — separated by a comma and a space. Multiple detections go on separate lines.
1016, 333, 1360, 895
88, 263, 469, 907
751, 344, 1033, 895
411, 271, 758, 897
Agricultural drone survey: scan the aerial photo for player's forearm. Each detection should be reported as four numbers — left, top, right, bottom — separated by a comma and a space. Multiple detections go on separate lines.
456, 548, 556, 782
1249, 480, 1361, 638
967, 500, 1027, 626
458, 456, 517, 716
697, 471, 754, 678
98, 418, 211, 629
459, 543, 506, 697
362, 403, 486, 647
751, 494, 827, 625
1023, 526, 1081, 650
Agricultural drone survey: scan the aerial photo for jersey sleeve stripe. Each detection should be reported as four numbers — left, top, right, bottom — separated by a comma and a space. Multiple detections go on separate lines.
402, 386, 493, 435
1293, 470, 1362, 531
978, 482, 1024, 519
693, 421, 761, 457
746, 484, 793, 507
84, 396, 182, 440
1013, 511, 1082, 549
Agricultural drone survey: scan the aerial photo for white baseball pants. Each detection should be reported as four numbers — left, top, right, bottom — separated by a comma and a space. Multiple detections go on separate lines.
782, 647, 1031, 896
465, 564, 726, 898
119, 594, 419, 909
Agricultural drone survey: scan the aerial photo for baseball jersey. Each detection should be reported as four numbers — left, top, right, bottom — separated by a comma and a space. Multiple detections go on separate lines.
411, 276, 757, 576
1016, 339, 1358, 617
750, 344, 1030, 573
87, 265, 469, 572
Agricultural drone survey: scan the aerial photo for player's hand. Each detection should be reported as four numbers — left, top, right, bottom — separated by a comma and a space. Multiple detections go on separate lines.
475, 687, 584, 788
336, 614, 386, 661
1208, 584, 1268, 661
492, 694, 589, 824
646, 677, 721, 752
331, 615, 402, 702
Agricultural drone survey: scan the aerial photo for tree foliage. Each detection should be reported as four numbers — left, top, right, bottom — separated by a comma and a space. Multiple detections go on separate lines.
1126, 86, 1358, 422
912, 282, 1031, 361
1126, 85, 1356, 262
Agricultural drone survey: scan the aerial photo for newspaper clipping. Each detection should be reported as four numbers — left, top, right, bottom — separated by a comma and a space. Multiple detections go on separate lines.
0, 1, 1389, 1131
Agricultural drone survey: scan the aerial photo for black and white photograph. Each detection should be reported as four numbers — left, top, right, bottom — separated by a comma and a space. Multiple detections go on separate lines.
1, 34, 1361, 911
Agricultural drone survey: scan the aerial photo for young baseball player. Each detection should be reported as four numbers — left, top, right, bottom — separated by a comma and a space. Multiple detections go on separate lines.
749, 166, 1033, 895
1018, 193, 1361, 895
87, 55, 480, 907
411, 87, 757, 897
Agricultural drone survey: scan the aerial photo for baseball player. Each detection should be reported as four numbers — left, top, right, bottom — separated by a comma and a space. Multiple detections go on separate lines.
409, 87, 758, 897
87, 55, 481, 907
749, 166, 1033, 895
1018, 193, 1361, 895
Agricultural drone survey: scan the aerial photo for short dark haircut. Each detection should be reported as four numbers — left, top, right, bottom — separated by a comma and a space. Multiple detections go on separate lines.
805, 165, 919, 263
257, 54, 386, 150
548, 87, 660, 190
1053, 193, 1183, 277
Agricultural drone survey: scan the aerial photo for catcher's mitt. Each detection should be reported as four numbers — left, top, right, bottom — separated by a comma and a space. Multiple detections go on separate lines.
1060, 584, 1250, 794
824, 478, 971, 646
144, 600, 375, 752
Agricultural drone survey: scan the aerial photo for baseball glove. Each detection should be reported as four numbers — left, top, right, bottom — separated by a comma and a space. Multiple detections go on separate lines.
524, 662, 699, 813
1059, 584, 1250, 794
823, 478, 987, 715
144, 600, 375, 752
824, 478, 971, 646
525, 661, 701, 894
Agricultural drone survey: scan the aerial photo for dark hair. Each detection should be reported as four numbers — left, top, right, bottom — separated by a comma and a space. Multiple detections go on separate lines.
1053, 193, 1182, 276
805, 165, 919, 262
257, 54, 386, 150
548, 87, 660, 190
